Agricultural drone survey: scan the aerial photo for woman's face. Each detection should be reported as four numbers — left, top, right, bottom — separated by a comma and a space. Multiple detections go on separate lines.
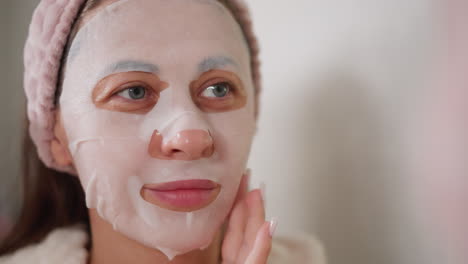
57, 0, 255, 259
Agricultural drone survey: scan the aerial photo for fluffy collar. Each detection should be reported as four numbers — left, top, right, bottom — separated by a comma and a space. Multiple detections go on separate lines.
0, 226, 326, 264
0, 226, 88, 264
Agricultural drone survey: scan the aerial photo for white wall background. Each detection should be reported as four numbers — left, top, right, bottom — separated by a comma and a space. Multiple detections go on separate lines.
0, 0, 440, 263
247, 1, 438, 264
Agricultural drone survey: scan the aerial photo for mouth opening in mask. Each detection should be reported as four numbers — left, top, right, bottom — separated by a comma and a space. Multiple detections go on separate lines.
140, 179, 221, 212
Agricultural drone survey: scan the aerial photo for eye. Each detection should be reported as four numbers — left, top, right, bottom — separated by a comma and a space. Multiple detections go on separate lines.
117, 86, 147, 100
190, 70, 247, 113
201, 82, 231, 98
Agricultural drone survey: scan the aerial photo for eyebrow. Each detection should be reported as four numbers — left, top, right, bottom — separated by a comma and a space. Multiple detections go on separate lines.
99, 60, 159, 78
198, 56, 239, 74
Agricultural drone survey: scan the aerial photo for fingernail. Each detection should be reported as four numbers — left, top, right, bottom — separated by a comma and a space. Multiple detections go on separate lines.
269, 217, 278, 237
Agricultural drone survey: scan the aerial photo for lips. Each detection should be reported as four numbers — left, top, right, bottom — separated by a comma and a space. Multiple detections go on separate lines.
140, 179, 221, 212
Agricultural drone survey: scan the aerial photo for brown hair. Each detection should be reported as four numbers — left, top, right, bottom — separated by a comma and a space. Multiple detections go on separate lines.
0, 0, 100, 255
0, 0, 253, 256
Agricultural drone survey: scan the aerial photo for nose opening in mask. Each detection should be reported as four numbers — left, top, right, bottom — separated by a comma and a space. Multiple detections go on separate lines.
147, 111, 214, 161
148, 129, 214, 160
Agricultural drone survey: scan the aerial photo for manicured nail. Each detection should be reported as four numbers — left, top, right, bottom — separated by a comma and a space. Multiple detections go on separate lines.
269, 217, 278, 237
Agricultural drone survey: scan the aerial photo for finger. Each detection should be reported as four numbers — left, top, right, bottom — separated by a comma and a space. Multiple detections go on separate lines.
244, 221, 274, 264
222, 198, 248, 263
243, 189, 266, 252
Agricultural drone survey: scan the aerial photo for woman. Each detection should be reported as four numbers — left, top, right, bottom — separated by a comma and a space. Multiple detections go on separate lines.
0, 0, 326, 263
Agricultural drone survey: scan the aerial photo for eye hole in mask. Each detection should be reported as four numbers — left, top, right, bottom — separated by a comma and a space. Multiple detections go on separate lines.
92, 71, 169, 114
191, 69, 247, 113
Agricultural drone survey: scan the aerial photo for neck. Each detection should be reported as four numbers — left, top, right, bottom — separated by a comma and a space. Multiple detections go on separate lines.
88, 210, 221, 264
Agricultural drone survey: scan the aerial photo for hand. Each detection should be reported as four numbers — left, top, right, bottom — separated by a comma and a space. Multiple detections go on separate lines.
222, 170, 277, 264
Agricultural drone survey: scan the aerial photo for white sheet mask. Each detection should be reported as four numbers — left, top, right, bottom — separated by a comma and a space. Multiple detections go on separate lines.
60, 0, 256, 259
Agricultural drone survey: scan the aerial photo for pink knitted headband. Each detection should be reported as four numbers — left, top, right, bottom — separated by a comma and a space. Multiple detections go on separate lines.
24, 0, 261, 173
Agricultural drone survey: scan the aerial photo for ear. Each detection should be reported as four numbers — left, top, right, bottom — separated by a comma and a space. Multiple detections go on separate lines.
50, 110, 73, 167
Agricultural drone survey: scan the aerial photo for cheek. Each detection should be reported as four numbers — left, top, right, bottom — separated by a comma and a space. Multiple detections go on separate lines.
209, 110, 256, 165
208, 86, 256, 160
64, 109, 150, 187
72, 134, 150, 192
65, 108, 146, 148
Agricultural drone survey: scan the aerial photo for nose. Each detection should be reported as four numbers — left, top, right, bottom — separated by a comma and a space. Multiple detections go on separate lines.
148, 129, 214, 160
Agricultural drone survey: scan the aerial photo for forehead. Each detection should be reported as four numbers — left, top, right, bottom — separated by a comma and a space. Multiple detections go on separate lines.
68, 0, 250, 75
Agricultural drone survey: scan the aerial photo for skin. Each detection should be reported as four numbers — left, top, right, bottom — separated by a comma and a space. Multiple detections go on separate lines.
49, 1, 273, 263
